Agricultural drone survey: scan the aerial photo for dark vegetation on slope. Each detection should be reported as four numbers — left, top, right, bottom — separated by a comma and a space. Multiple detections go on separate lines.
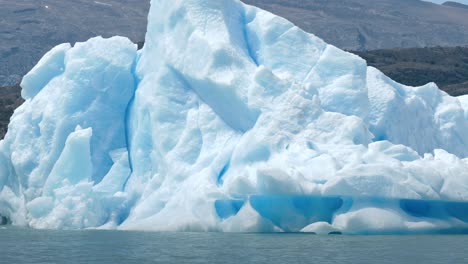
352, 47, 468, 96
0, 84, 23, 139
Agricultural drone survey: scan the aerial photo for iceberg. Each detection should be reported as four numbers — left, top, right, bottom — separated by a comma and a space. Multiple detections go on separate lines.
1, 0, 468, 234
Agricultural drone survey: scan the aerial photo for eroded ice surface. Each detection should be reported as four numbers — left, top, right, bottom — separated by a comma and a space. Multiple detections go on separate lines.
1, 0, 468, 234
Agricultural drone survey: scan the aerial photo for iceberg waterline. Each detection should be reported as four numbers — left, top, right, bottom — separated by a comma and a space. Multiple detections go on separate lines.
1, 0, 468, 234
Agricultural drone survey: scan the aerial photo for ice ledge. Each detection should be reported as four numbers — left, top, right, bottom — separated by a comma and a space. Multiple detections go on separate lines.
216, 195, 468, 234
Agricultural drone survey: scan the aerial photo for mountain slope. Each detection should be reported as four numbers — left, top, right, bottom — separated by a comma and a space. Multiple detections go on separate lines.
2, 0, 468, 87
242, 0, 468, 51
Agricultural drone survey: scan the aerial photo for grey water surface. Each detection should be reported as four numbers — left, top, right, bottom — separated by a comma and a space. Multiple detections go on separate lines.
1, 227, 468, 264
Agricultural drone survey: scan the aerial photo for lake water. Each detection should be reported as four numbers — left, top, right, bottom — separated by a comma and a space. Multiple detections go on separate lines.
1, 227, 467, 264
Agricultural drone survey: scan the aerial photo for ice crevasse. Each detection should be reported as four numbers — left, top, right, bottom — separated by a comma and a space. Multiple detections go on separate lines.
1, 0, 468, 234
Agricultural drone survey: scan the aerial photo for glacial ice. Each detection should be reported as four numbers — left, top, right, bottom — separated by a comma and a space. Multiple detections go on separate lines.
459, 95, 468, 119
1, 0, 468, 234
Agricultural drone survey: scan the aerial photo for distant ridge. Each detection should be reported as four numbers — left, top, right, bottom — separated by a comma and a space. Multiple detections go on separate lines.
443, 1, 468, 9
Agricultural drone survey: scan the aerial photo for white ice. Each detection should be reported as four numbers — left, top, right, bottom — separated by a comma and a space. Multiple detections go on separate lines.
1, 0, 468, 234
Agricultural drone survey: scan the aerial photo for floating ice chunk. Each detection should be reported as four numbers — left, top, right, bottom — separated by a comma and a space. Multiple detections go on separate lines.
334, 207, 408, 234
1, 0, 468, 233
301, 222, 341, 235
